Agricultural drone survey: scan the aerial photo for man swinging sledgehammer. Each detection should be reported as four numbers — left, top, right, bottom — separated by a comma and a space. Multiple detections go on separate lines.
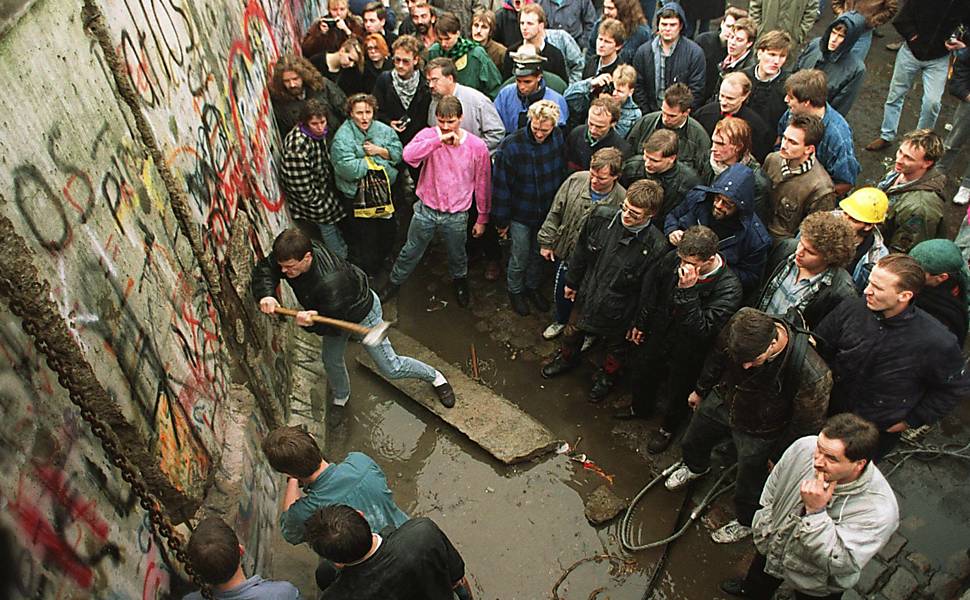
252, 228, 456, 408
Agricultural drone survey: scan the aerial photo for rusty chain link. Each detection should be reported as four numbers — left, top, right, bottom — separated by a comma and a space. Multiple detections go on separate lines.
0, 276, 214, 599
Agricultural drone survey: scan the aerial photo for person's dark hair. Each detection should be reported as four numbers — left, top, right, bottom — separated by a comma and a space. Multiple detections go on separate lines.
186, 518, 240, 585
339, 36, 366, 73
724, 307, 777, 364
612, 0, 647, 36
301, 99, 330, 123
821, 413, 880, 463
831, 22, 848, 35
785, 69, 828, 108
346, 92, 379, 113
590, 147, 623, 175
713, 116, 752, 159
625, 179, 663, 215
472, 9, 497, 38
756, 29, 792, 54
787, 113, 824, 148
272, 228, 312, 262
731, 17, 757, 44
724, 6, 749, 21
434, 11, 462, 35
363, 0, 386, 19
305, 505, 373, 563
425, 56, 458, 79
392, 34, 424, 67
876, 254, 925, 295
589, 96, 620, 123
656, 7, 682, 26
643, 129, 678, 157
663, 82, 693, 112
900, 128, 944, 164
678, 225, 719, 260
799, 211, 855, 268
435, 94, 464, 118
261, 425, 323, 478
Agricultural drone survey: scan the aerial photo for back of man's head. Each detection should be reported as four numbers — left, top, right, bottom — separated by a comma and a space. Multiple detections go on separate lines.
876, 254, 925, 297
663, 82, 693, 112
262, 426, 323, 478
187, 518, 241, 585
821, 414, 880, 463
785, 69, 828, 108
306, 505, 373, 563
724, 307, 776, 364
643, 128, 678, 158
272, 228, 312, 262
626, 179, 664, 215
678, 225, 719, 260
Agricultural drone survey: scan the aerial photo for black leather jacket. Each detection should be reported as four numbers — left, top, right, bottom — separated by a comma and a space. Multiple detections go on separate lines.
250, 241, 373, 336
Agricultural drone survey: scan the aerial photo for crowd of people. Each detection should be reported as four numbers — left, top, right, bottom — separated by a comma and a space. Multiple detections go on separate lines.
187, 0, 970, 597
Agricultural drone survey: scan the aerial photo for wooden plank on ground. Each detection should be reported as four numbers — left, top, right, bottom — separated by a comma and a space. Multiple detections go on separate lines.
356, 331, 559, 464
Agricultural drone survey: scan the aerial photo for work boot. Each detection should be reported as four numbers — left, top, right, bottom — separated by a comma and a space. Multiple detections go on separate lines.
526, 289, 551, 312
646, 428, 674, 454
588, 371, 615, 402
454, 278, 470, 307
509, 291, 531, 316
541, 352, 578, 378
719, 578, 749, 597
379, 281, 400, 303
865, 137, 891, 152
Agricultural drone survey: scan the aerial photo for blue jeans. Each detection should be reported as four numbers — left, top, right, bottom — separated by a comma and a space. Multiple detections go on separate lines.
507, 221, 543, 294
955, 212, 970, 264
942, 100, 970, 187
848, 28, 873, 63
553, 260, 573, 324
321, 291, 436, 400
320, 223, 348, 259
879, 43, 950, 141
389, 201, 469, 284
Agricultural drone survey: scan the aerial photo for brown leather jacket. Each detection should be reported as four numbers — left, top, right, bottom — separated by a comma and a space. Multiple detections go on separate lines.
832, 0, 898, 28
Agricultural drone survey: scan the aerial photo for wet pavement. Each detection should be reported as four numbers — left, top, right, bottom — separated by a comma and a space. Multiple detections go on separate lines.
267, 8, 970, 598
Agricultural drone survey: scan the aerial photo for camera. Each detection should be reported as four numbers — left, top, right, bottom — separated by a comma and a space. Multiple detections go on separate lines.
398, 115, 412, 128
591, 81, 615, 97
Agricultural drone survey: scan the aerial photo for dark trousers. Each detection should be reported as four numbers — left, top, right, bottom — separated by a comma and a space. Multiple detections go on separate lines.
742, 552, 844, 600
466, 199, 501, 261
681, 395, 776, 526
631, 354, 702, 429
560, 324, 628, 375
876, 430, 901, 462
348, 216, 396, 276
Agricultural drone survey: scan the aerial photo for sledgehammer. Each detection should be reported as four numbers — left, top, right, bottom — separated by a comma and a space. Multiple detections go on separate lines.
273, 306, 391, 346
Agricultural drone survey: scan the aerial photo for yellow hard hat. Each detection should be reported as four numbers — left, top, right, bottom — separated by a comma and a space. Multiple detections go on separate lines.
840, 187, 889, 224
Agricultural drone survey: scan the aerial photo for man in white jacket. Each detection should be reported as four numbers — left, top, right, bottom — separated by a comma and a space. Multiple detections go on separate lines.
720, 413, 899, 600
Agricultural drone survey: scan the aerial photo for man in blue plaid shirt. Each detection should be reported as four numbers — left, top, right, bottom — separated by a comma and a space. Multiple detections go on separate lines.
280, 99, 350, 258
491, 99, 568, 316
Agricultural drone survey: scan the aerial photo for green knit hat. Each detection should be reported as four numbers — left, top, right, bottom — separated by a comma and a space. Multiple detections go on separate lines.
909, 239, 970, 316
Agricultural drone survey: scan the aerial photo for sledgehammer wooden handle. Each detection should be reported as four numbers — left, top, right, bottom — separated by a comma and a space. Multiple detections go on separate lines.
273, 306, 372, 337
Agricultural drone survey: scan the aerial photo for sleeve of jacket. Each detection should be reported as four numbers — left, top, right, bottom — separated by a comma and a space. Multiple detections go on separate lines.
829, 69, 865, 117
664, 192, 696, 235
490, 144, 514, 228
374, 76, 393, 123
477, 101, 508, 152
330, 127, 368, 182
280, 139, 320, 207
694, 337, 727, 396
580, 0, 597, 49
477, 51, 505, 98
383, 128, 404, 164
949, 49, 970, 101
749, 0, 763, 26
538, 177, 571, 249
473, 142, 493, 222
811, 298, 850, 361
633, 45, 654, 112
251, 254, 283, 301
323, 79, 349, 120
798, 0, 821, 44
792, 502, 897, 590
686, 45, 708, 111
907, 344, 970, 427
752, 440, 788, 553
402, 127, 441, 166
885, 199, 940, 254
564, 210, 596, 289
868, 0, 898, 28
784, 361, 833, 447
671, 274, 743, 339
891, 1, 917, 43
732, 230, 770, 290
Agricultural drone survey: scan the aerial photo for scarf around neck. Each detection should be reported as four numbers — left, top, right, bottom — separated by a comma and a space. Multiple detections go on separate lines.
442, 37, 479, 60
780, 154, 815, 179
391, 70, 420, 110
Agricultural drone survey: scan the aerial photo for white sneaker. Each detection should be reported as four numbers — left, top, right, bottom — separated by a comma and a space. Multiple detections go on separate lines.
664, 464, 710, 491
581, 335, 597, 353
711, 519, 752, 544
332, 395, 349, 407
542, 322, 566, 340
954, 186, 970, 205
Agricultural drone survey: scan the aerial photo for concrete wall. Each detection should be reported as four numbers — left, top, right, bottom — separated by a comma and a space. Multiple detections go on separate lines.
0, 0, 322, 595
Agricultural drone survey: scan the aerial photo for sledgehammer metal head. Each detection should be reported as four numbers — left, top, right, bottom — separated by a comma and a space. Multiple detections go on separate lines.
362, 320, 391, 346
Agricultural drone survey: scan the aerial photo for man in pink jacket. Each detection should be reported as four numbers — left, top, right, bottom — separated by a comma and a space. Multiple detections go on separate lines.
380, 95, 493, 307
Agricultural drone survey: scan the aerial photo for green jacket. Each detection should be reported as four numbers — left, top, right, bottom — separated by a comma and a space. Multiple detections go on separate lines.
881, 167, 948, 254
330, 119, 403, 199
750, 0, 821, 46
537, 172, 625, 260
428, 43, 504, 98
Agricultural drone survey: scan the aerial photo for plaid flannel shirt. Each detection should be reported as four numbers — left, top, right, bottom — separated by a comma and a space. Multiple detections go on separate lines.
280, 126, 346, 224
490, 125, 567, 228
